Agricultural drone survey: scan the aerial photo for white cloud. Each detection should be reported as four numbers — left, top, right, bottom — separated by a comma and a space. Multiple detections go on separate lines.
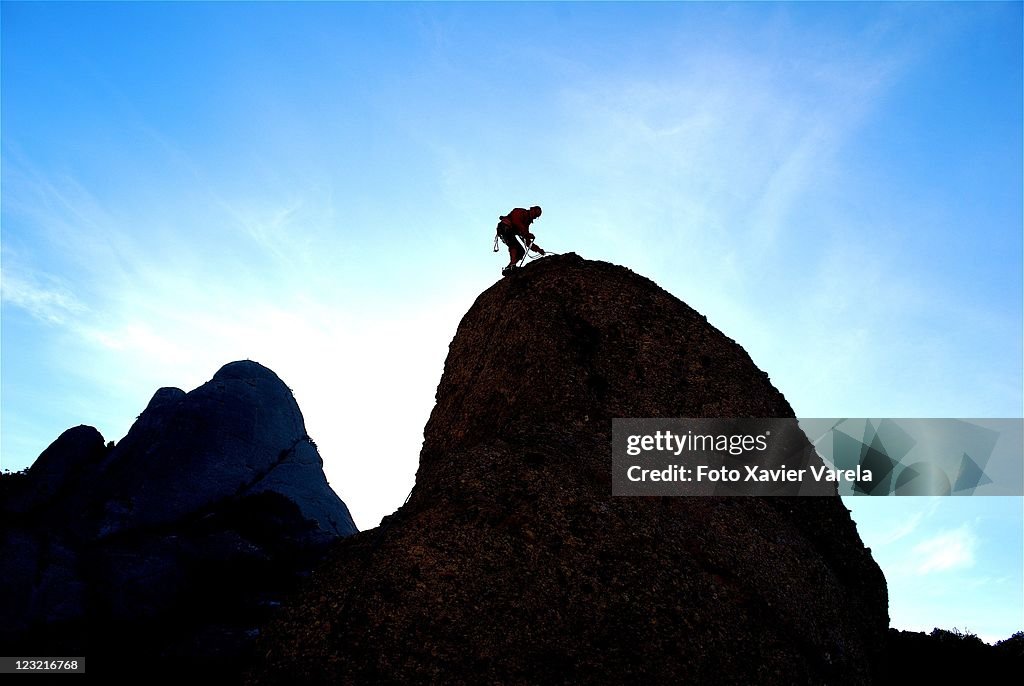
912, 525, 978, 574
876, 498, 943, 545
879, 511, 928, 546
0, 270, 88, 324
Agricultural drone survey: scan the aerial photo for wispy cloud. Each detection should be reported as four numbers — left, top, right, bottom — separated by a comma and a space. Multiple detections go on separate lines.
0, 269, 88, 324
877, 498, 943, 545
912, 525, 978, 574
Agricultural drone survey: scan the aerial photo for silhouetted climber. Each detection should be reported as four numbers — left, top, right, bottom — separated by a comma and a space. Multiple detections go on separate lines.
495, 206, 545, 275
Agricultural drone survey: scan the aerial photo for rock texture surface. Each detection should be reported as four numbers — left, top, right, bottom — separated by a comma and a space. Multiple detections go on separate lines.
0, 361, 356, 677
252, 254, 888, 684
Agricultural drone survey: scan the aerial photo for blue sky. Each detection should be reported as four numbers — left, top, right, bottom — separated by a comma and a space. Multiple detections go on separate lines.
2, 2, 1021, 642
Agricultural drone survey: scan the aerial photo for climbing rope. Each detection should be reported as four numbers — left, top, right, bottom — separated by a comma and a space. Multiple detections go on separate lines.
517, 238, 559, 266
517, 238, 535, 267
524, 248, 558, 261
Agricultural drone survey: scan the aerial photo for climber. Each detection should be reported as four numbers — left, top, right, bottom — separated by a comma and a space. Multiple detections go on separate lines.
496, 206, 545, 275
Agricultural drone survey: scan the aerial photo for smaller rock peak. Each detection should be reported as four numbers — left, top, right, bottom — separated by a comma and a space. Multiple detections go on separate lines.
212, 360, 284, 385
56, 424, 105, 445
144, 387, 186, 412
29, 425, 106, 474
17, 425, 108, 511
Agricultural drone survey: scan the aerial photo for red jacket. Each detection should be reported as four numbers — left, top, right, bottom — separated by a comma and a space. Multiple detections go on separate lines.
500, 208, 537, 238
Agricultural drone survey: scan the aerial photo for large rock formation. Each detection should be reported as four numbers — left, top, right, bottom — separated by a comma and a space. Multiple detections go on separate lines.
0, 361, 356, 676
252, 254, 888, 684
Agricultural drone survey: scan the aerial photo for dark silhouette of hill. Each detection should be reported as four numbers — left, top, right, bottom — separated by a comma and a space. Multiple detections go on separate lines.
0, 361, 356, 678
882, 628, 1023, 683
249, 253, 889, 685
